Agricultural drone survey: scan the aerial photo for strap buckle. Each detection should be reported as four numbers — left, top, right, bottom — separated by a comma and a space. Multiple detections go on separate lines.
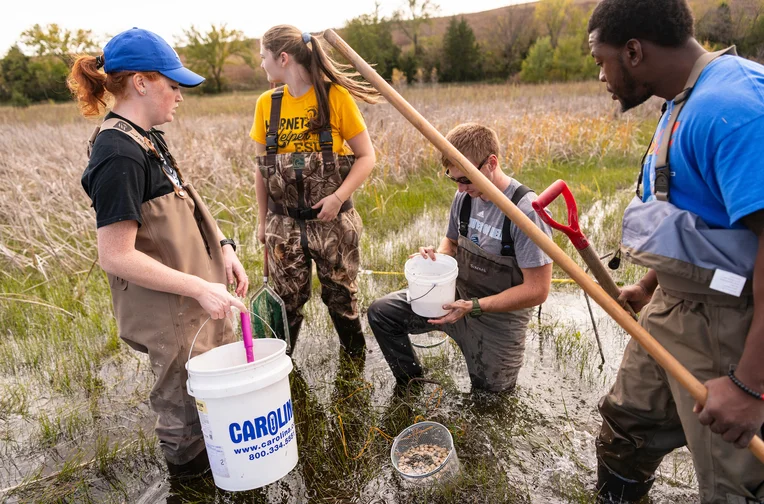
319, 130, 335, 170
318, 130, 333, 148
265, 134, 278, 153
287, 208, 318, 220
654, 165, 671, 202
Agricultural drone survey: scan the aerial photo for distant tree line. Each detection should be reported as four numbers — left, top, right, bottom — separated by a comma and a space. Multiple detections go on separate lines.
692, 0, 764, 58
339, 0, 598, 84
344, 0, 764, 85
0, 25, 98, 106
0, 23, 262, 106
3, 0, 764, 106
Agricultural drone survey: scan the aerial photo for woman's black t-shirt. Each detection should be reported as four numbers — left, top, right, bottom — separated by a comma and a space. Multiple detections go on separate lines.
81, 112, 181, 228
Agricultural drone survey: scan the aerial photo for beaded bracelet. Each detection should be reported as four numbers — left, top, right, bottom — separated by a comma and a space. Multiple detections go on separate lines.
727, 370, 764, 401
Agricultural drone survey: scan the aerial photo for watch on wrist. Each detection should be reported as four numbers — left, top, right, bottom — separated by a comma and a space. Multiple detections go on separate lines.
220, 238, 236, 252
469, 297, 482, 318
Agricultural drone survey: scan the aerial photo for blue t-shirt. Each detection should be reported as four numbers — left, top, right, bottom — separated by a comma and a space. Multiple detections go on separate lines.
641, 55, 764, 229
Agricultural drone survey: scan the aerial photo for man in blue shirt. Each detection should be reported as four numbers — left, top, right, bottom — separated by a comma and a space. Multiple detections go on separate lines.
588, 0, 764, 502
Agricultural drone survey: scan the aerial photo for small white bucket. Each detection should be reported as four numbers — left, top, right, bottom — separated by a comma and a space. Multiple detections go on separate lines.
404, 254, 459, 318
186, 338, 297, 492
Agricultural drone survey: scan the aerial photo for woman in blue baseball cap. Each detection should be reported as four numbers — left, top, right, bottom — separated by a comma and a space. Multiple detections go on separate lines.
68, 28, 248, 477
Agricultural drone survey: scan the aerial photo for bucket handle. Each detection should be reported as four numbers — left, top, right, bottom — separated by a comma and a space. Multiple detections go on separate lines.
406, 284, 438, 303
186, 309, 280, 368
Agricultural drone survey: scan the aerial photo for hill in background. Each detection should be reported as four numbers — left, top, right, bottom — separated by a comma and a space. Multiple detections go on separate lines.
223, 0, 597, 90
390, 0, 597, 50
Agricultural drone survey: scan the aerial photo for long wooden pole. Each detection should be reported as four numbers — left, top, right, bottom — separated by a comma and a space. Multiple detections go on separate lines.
322, 28, 764, 463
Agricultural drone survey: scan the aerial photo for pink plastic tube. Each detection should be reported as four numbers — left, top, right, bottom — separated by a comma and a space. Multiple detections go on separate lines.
240, 312, 255, 363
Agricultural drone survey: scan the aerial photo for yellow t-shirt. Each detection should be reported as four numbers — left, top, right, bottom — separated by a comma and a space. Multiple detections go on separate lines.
250, 84, 367, 155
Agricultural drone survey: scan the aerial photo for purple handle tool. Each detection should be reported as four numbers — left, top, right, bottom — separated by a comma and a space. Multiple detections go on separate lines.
241, 312, 255, 363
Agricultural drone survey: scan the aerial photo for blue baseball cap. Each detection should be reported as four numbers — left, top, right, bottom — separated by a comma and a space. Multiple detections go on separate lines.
103, 28, 205, 87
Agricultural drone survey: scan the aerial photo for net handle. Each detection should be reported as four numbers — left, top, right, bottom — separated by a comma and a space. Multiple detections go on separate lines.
264, 247, 269, 284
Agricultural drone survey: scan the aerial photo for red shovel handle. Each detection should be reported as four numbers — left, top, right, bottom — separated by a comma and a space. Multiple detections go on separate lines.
532, 180, 589, 250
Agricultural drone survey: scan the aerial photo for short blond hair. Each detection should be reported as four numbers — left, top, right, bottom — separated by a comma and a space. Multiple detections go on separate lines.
441, 122, 500, 168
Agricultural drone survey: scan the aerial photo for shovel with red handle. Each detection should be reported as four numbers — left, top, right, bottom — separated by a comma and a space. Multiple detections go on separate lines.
532, 179, 638, 320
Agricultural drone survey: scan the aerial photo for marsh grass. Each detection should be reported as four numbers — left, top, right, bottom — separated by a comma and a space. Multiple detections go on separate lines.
0, 82, 696, 503
533, 319, 600, 384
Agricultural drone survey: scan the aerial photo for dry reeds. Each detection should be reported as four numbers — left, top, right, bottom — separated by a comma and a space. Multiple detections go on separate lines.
0, 81, 653, 276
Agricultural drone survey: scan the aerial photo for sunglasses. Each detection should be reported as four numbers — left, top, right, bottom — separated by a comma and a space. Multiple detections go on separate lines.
445, 156, 491, 185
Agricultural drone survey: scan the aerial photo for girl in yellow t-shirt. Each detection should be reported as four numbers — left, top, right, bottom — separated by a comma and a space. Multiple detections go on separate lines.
252, 25, 380, 358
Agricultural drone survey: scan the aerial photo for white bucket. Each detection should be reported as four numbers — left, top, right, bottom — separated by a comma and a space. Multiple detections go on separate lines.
404, 253, 459, 318
186, 338, 297, 492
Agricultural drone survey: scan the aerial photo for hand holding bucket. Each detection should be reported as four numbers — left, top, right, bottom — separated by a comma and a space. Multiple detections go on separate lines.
404, 253, 459, 318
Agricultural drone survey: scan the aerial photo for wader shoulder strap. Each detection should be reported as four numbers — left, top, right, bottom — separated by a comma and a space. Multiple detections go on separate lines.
264, 83, 335, 172
265, 83, 334, 264
652, 46, 737, 202
87, 126, 100, 158
88, 118, 187, 198
265, 86, 285, 166
318, 82, 335, 170
459, 195, 471, 237
88, 118, 153, 159
501, 184, 533, 257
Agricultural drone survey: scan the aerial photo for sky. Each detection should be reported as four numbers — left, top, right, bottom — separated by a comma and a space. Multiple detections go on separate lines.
4, 0, 535, 56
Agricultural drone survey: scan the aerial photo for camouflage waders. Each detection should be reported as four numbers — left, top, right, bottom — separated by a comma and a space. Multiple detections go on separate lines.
256, 86, 365, 356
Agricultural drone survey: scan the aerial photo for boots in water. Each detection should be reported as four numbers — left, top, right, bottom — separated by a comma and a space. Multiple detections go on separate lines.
165, 449, 211, 479
329, 311, 366, 358
287, 316, 303, 356
596, 462, 654, 503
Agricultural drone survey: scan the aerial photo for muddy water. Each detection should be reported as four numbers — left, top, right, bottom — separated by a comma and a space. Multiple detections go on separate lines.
120, 288, 698, 504
282, 203, 696, 503
2, 207, 701, 503
520, 291, 698, 503
357, 289, 697, 503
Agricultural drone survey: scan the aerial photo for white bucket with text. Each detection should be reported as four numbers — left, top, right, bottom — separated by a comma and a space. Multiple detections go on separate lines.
186, 338, 297, 492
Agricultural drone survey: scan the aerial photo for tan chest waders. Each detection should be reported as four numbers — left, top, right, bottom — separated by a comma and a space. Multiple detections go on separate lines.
620, 47, 757, 294
89, 118, 234, 465
597, 48, 764, 503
